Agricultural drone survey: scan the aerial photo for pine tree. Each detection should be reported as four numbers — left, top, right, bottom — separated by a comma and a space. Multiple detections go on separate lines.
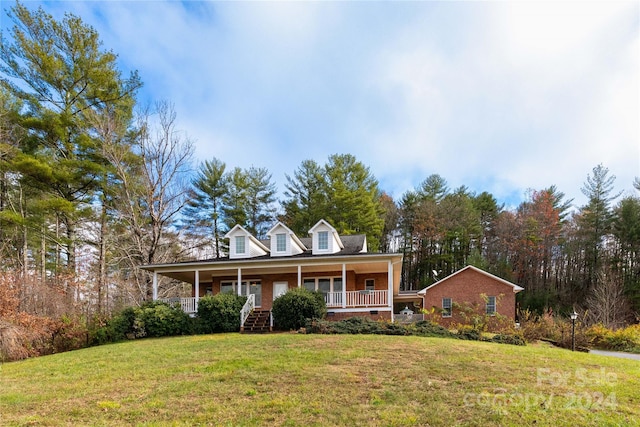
0, 2, 140, 276
182, 158, 228, 258
578, 164, 621, 296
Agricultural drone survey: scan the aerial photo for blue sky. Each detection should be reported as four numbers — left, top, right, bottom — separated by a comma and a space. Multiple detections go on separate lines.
4, 1, 639, 208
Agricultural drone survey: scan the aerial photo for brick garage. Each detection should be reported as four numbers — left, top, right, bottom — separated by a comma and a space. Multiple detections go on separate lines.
418, 266, 523, 326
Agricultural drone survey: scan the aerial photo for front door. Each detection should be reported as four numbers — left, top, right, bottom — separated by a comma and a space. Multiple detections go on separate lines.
273, 282, 288, 300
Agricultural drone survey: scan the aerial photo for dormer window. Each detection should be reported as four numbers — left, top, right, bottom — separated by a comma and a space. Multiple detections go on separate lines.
276, 233, 286, 252
266, 222, 307, 257
318, 231, 328, 250
235, 236, 245, 254
308, 220, 344, 255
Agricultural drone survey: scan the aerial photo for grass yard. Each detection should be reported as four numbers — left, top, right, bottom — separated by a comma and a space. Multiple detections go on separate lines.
0, 334, 639, 426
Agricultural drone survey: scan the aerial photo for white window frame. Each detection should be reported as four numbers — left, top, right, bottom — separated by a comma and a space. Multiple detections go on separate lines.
302, 277, 342, 293
220, 280, 262, 307
235, 236, 245, 254
365, 279, 375, 291
486, 296, 496, 315
318, 231, 328, 250
276, 233, 286, 252
442, 297, 452, 318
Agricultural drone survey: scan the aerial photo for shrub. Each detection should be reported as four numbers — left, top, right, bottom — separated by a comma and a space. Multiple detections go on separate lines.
306, 316, 525, 346
587, 324, 640, 353
308, 317, 389, 334
412, 320, 453, 338
91, 301, 193, 343
456, 325, 481, 341
138, 301, 193, 338
490, 333, 526, 346
196, 293, 247, 333
51, 316, 89, 352
272, 288, 326, 331
0, 314, 58, 361
518, 309, 562, 343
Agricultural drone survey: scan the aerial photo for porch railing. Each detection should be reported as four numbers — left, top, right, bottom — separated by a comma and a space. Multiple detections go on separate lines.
324, 292, 344, 307
160, 297, 197, 314
240, 293, 256, 328
325, 290, 388, 308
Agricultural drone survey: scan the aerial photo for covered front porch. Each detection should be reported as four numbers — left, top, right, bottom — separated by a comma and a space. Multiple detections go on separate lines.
144, 252, 403, 328
161, 289, 390, 315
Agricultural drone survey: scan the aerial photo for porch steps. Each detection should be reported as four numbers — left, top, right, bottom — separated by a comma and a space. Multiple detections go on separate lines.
241, 310, 271, 333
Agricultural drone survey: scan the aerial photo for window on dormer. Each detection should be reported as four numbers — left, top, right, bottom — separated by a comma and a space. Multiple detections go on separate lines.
318, 231, 328, 250
276, 233, 286, 252
235, 236, 245, 254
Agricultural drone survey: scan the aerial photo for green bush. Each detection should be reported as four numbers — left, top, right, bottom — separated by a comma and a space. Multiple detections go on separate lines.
272, 288, 326, 330
308, 317, 383, 334
306, 316, 525, 347
196, 293, 247, 333
138, 301, 193, 338
490, 333, 526, 346
456, 325, 481, 341
412, 320, 454, 338
91, 301, 193, 343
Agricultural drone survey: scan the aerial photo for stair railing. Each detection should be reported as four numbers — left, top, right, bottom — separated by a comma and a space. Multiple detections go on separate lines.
240, 293, 256, 329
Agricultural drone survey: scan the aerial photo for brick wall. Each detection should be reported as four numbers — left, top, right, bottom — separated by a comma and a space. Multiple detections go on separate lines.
193, 270, 391, 311
423, 268, 517, 327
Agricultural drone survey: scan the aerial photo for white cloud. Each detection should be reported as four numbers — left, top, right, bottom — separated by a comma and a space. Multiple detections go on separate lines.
11, 1, 639, 208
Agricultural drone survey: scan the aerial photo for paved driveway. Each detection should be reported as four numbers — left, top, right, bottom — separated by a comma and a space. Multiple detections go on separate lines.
590, 349, 640, 361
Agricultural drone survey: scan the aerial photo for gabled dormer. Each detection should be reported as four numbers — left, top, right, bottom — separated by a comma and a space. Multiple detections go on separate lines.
266, 222, 307, 257
224, 225, 269, 259
308, 219, 344, 255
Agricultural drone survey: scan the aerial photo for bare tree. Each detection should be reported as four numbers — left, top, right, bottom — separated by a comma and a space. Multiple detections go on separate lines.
585, 266, 632, 329
108, 101, 193, 302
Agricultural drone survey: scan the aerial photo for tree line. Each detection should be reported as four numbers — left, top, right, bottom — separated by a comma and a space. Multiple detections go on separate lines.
1, 3, 638, 326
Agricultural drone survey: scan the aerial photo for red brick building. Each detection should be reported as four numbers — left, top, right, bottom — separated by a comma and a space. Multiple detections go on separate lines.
418, 266, 523, 326
142, 220, 404, 329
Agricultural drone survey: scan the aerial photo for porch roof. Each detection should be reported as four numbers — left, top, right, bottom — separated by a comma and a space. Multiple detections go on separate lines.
140, 251, 403, 292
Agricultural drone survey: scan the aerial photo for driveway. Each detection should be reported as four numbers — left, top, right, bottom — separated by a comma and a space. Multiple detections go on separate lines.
590, 349, 640, 361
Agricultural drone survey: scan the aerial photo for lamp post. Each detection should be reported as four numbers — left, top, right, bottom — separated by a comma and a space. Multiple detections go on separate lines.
570, 310, 578, 351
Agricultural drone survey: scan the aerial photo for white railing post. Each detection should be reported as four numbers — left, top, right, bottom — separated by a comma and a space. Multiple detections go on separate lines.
342, 263, 346, 308
240, 293, 255, 328
388, 260, 394, 322
152, 271, 158, 300
194, 270, 200, 313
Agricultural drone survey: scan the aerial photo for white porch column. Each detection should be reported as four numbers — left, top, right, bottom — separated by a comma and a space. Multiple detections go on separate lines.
237, 268, 242, 296
388, 260, 394, 321
152, 271, 158, 300
297, 265, 302, 287
342, 263, 347, 308
194, 270, 200, 304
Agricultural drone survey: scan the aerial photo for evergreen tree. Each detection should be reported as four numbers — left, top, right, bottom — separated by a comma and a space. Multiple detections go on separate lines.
182, 158, 228, 258
281, 154, 384, 250
281, 159, 325, 235
612, 196, 640, 313
244, 166, 277, 238
323, 154, 384, 250
0, 2, 140, 275
222, 167, 249, 232
578, 164, 621, 294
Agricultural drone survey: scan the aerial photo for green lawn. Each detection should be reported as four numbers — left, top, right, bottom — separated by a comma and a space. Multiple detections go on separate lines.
1, 334, 638, 426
